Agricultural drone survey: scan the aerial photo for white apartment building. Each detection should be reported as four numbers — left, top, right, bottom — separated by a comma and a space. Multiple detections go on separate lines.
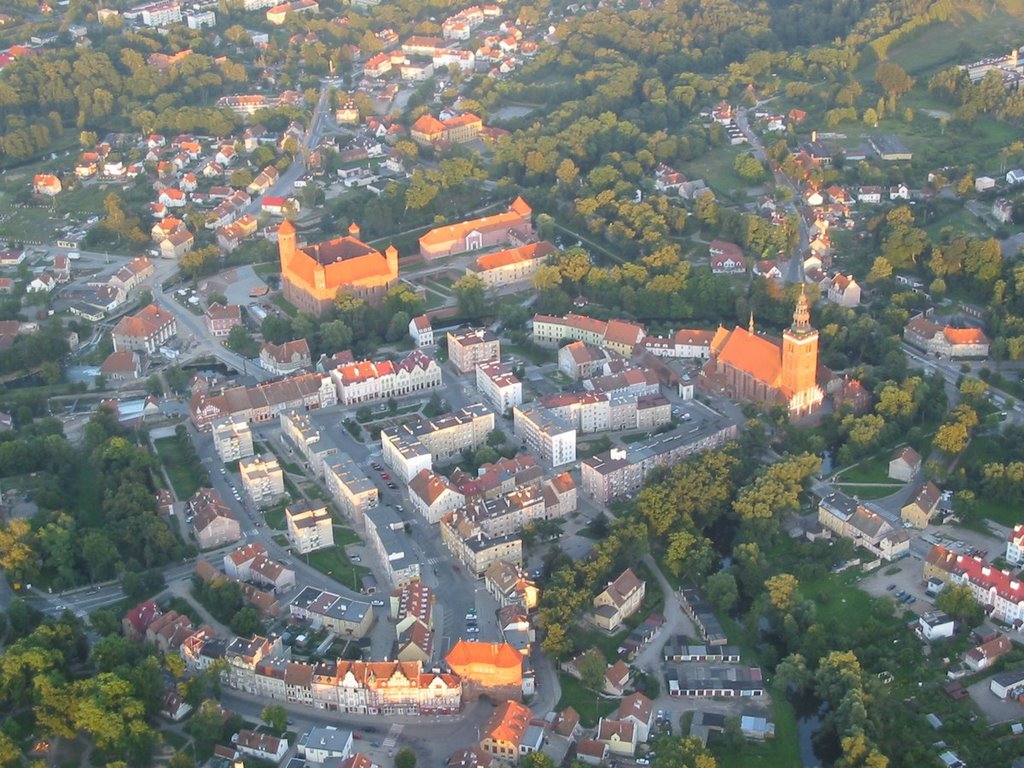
286, 500, 334, 554
239, 454, 285, 508
211, 417, 254, 462
381, 405, 494, 481
476, 361, 523, 415
324, 454, 379, 529
513, 406, 577, 468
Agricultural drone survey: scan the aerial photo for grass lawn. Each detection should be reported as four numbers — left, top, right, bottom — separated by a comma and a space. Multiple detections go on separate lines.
835, 483, 902, 500
620, 432, 649, 444
263, 500, 289, 530
153, 437, 203, 499
832, 453, 892, 484
710, 683, 800, 768
305, 546, 370, 590
253, 262, 280, 278
970, 496, 1019, 528
556, 673, 618, 727
504, 342, 556, 365
271, 293, 298, 317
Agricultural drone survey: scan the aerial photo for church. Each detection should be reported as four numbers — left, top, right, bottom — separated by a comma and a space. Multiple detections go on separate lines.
700, 289, 825, 417
278, 220, 399, 316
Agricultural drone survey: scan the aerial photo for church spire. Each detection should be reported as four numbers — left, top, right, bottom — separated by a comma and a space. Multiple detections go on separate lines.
792, 285, 811, 332
748, 311, 755, 334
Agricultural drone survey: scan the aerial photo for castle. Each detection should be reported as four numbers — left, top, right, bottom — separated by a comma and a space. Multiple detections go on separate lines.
700, 289, 824, 417
278, 220, 398, 316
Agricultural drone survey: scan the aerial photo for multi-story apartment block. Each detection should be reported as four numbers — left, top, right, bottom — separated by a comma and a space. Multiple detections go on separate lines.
330, 351, 442, 405
581, 424, 739, 503
287, 501, 334, 554
365, 506, 420, 588
475, 361, 522, 415
447, 328, 501, 374
240, 454, 285, 508
440, 512, 523, 577
925, 545, 1024, 626
324, 454, 378, 529
279, 409, 338, 479
382, 405, 495, 481
211, 417, 254, 463
463, 486, 546, 538
539, 392, 610, 434
512, 406, 576, 468
558, 341, 616, 380
1007, 524, 1024, 566
817, 492, 910, 562
532, 313, 645, 356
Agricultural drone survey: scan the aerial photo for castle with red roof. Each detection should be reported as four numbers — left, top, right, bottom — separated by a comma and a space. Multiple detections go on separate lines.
279, 220, 398, 316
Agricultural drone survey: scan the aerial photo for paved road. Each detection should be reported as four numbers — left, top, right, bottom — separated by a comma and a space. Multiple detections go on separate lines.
736, 106, 809, 284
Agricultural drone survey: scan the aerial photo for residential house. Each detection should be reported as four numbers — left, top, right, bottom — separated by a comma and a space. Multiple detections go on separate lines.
964, 633, 1012, 672
299, 726, 353, 764
616, 693, 654, 742
708, 241, 745, 274
260, 338, 312, 375
235, 730, 289, 763
206, 303, 242, 338
592, 569, 646, 632
480, 701, 533, 761
484, 560, 539, 610
324, 453, 378, 529
33, 173, 62, 196
888, 446, 922, 481
917, 611, 954, 642
826, 274, 861, 308
409, 315, 434, 347
160, 229, 195, 259
190, 488, 241, 549
901, 481, 941, 529
100, 350, 141, 381
112, 304, 177, 354
596, 719, 636, 757
476, 361, 522, 414
408, 469, 465, 524
603, 660, 630, 696
993, 199, 1015, 225
817, 492, 910, 561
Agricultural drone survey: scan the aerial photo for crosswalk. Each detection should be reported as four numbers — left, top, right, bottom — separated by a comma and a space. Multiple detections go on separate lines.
423, 556, 444, 566
381, 723, 403, 752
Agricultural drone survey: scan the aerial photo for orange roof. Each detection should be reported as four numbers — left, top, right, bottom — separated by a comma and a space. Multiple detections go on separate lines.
412, 115, 446, 136
445, 639, 522, 670
483, 700, 532, 745
474, 240, 555, 271
715, 326, 783, 388
943, 327, 989, 345
420, 199, 531, 249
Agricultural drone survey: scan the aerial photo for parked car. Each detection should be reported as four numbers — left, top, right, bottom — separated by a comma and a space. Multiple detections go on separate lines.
387, 482, 398, 489
371, 599, 384, 607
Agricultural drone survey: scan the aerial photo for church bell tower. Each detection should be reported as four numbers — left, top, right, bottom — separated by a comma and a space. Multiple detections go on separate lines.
781, 286, 819, 399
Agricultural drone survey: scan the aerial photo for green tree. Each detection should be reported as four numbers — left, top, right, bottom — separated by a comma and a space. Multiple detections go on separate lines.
705, 572, 738, 613
262, 704, 287, 734
395, 748, 417, 768
452, 275, 487, 319
576, 647, 607, 692
935, 583, 983, 626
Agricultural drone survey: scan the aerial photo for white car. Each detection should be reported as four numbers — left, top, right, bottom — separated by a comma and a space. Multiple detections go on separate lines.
371, 599, 384, 607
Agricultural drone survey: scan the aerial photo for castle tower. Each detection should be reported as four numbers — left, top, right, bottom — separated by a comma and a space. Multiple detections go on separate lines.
781, 286, 819, 398
385, 244, 398, 278
278, 219, 297, 271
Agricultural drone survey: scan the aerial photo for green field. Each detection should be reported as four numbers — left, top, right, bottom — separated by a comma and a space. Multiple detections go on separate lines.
153, 437, 204, 499
832, 453, 892, 484
555, 673, 619, 727
884, 5, 1024, 78
305, 545, 371, 590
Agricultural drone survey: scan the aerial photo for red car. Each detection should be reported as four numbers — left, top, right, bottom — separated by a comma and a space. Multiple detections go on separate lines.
380, 473, 391, 481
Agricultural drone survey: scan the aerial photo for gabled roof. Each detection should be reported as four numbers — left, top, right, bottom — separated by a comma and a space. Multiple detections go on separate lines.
483, 700, 532, 745
616, 692, 653, 723
715, 327, 783, 389
408, 469, 458, 506
445, 639, 523, 670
